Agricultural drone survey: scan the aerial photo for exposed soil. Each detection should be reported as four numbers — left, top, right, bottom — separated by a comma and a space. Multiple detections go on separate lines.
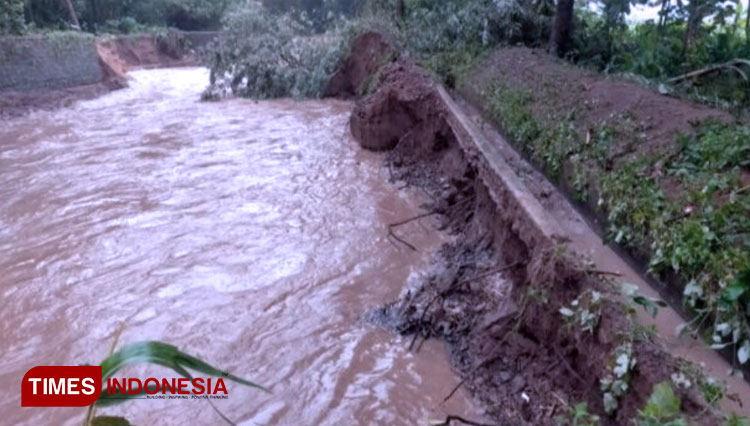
342, 34, 724, 425
96, 35, 195, 71
464, 47, 734, 165
325, 31, 396, 99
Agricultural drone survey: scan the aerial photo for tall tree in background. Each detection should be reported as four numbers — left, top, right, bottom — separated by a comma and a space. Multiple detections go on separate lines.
681, 0, 730, 57
551, 0, 574, 56
59, 0, 80, 29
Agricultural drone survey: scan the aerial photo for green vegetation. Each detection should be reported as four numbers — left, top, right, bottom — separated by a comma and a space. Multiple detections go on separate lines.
556, 402, 601, 426
559, 289, 603, 334
637, 382, 687, 426
0, 0, 25, 35
395, 0, 750, 109
196, 0, 750, 108
25, 0, 241, 32
86, 341, 267, 426
0, 0, 364, 35
202, 2, 368, 99
482, 79, 750, 373
600, 341, 636, 414
636, 380, 750, 426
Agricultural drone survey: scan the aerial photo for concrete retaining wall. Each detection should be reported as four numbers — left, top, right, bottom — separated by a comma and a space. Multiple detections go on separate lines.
0, 33, 102, 92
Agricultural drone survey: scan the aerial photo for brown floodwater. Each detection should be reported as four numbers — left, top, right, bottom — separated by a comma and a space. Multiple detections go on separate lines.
0, 68, 479, 425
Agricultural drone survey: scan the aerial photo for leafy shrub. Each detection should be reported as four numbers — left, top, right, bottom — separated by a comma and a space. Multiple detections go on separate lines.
638, 382, 687, 426
556, 402, 600, 426
162, 0, 229, 30
203, 1, 361, 100
398, 0, 549, 79
100, 17, 143, 34
0, 0, 25, 35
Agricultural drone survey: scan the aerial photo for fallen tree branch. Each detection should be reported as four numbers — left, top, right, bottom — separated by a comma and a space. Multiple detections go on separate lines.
441, 377, 468, 404
409, 293, 441, 351
586, 269, 623, 277
430, 415, 494, 426
455, 261, 524, 286
387, 228, 419, 251
388, 196, 476, 252
667, 58, 750, 84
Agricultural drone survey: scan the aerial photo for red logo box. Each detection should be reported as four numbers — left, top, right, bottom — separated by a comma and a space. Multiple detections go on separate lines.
22, 366, 102, 407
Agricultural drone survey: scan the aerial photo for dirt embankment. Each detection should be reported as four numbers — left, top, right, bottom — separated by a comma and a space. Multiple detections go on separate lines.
465, 48, 733, 163
1, 34, 195, 118
461, 47, 750, 380
97, 34, 196, 72
325, 31, 395, 99
336, 33, 724, 425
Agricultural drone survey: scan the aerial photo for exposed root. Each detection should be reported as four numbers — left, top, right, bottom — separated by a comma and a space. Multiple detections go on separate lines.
431, 415, 495, 426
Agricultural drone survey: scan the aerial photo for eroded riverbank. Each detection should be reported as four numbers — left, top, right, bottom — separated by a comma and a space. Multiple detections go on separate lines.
344, 46, 750, 424
0, 68, 479, 425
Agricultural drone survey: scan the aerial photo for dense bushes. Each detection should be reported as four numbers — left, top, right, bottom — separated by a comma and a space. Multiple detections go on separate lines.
202, 2, 362, 99
201, 0, 548, 99
572, 10, 750, 108
14, 0, 237, 33
398, 0, 550, 81
0, 0, 25, 34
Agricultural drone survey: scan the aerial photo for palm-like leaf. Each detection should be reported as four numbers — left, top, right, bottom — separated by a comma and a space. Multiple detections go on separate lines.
96, 341, 269, 406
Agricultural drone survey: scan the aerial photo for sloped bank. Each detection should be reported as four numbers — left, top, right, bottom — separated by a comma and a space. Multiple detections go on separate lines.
335, 33, 725, 425
458, 48, 750, 380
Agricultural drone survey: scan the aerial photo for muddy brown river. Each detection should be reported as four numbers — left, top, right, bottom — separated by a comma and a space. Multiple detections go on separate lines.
0, 68, 478, 425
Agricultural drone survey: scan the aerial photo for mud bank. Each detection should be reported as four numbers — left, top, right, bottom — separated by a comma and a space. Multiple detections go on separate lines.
96, 33, 198, 72
339, 35, 726, 425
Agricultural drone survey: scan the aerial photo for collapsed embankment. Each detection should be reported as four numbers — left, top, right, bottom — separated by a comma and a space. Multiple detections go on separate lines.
1, 32, 203, 117
334, 33, 729, 425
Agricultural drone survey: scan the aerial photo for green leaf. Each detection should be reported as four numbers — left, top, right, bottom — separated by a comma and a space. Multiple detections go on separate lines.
644, 382, 681, 420
721, 268, 750, 306
96, 341, 269, 406
722, 282, 747, 303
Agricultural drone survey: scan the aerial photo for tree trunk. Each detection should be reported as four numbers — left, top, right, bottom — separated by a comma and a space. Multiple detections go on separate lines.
682, 2, 698, 58
86, 0, 98, 27
551, 0, 574, 57
396, 0, 405, 18
24, 0, 32, 23
746, 0, 750, 43
59, 0, 80, 29
658, 0, 670, 30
